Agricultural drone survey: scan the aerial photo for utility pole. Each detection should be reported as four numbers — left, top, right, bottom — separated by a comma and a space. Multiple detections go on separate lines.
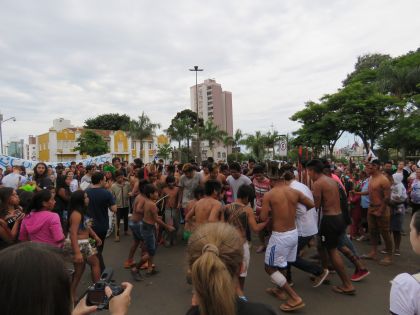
189, 66, 203, 162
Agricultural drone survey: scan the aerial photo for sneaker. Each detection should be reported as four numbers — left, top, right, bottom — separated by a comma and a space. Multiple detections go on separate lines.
115, 236, 120, 242
313, 269, 330, 288
351, 269, 370, 282
380, 250, 389, 255
124, 259, 134, 269
131, 269, 143, 282
394, 250, 401, 256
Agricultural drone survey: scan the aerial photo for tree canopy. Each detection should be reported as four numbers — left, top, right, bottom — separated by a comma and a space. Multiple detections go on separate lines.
74, 131, 109, 156
290, 47, 420, 159
84, 113, 130, 131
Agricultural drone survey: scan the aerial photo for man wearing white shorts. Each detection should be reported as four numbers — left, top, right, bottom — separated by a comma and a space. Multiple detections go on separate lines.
260, 163, 314, 312
265, 229, 298, 268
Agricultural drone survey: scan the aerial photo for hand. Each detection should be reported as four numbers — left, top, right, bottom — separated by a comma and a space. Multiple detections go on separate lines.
95, 238, 103, 246
167, 225, 176, 232
105, 282, 133, 315
72, 296, 97, 315
16, 213, 25, 222
74, 252, 84, 264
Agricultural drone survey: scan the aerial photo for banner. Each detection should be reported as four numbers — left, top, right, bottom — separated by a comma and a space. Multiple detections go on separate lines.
0, 154, 113, 170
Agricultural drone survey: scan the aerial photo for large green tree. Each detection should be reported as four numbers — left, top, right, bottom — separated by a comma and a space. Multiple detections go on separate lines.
84, 113, 130, 131
128, 112, 160, 159
328, 82, 397, 152
167, 109, 203, 160
290, 100, 344, 158
74, 131, 109, 156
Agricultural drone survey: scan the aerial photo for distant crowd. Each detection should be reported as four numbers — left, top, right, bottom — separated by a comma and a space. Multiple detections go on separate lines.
0, 156, 420, 315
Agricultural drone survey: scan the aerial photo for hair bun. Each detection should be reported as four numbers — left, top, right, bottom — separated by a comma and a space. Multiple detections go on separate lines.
202, 244, 219, 256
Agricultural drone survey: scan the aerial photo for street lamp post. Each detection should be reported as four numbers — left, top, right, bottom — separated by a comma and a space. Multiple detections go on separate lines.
0, 114, 17, 155
189, 66, 203, 162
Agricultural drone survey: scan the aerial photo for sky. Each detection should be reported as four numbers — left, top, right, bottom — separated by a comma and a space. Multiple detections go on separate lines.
0, 0, 419, 149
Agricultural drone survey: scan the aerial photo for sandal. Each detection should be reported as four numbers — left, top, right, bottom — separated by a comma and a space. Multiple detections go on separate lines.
280, 301, 305, 312
332, 286, 356, 295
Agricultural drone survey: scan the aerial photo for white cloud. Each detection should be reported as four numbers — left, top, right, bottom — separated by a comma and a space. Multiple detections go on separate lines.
0, 0, 419, 148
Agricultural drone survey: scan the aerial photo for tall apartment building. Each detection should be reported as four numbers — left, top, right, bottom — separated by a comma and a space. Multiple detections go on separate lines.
190, 79, 233, 161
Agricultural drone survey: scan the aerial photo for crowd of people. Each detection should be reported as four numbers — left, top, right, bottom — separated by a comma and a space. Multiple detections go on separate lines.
0, 155, 420, 314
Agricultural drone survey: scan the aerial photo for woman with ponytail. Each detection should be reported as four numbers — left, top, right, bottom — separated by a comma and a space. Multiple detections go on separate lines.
186, 222, 275, 315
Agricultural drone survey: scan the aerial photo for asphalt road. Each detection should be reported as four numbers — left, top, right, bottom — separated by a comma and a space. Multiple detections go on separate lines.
77, 216, 420, 315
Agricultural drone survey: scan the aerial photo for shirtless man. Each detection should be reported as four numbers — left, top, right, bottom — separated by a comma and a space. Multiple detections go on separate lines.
364, 159, 393, 265
260, 165, 314, 312
162, 175, 180, 247
125, 179, 149, 278
185, 180, 223, 226
306, 160, 355, 295
200, 163, 227, 185
142, 184, 175, 276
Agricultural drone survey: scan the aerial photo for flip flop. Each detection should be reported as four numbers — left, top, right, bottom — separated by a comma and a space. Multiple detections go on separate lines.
332, 286, 356, 296
265, 288, 288, 300
280, 301, 305, 312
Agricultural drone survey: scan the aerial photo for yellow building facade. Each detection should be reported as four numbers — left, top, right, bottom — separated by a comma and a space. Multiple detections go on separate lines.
36, 119, 169, 163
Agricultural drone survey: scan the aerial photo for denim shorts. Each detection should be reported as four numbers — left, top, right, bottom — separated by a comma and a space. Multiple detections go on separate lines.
141, 221, 156, 256
129, 220, 143, 241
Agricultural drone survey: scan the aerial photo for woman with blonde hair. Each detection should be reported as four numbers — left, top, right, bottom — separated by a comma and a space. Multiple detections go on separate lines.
186, 222, 275, 315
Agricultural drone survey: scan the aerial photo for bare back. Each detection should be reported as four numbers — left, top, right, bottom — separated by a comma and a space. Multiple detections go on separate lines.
132, 194, 145, 222
262, 184, 313, 232
312, 175, 341, 215
191, 197, 222, 225
143, 199, 158, 225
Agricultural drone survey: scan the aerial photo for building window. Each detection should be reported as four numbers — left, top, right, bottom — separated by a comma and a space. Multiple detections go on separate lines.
148, 143, 153, 150
217, 152, 221, 158
131, 141, 136, 150
222, 152, 226, 158
118, 141, 123, 152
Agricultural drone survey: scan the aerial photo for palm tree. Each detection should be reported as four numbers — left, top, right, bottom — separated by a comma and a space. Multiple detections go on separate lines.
264, 131, 282, 159
222, 135, 234, 155
157, 143, 173, 162
200, 120, 227, 159
241, 131, 266, 161
166, 119, 186, 161
128, 112, 161, 160
231, 129, 243, 162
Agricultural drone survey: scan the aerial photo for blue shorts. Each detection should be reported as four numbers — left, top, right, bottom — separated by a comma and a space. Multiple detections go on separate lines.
141, 221, 156, 256
128, 220, 143, 241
